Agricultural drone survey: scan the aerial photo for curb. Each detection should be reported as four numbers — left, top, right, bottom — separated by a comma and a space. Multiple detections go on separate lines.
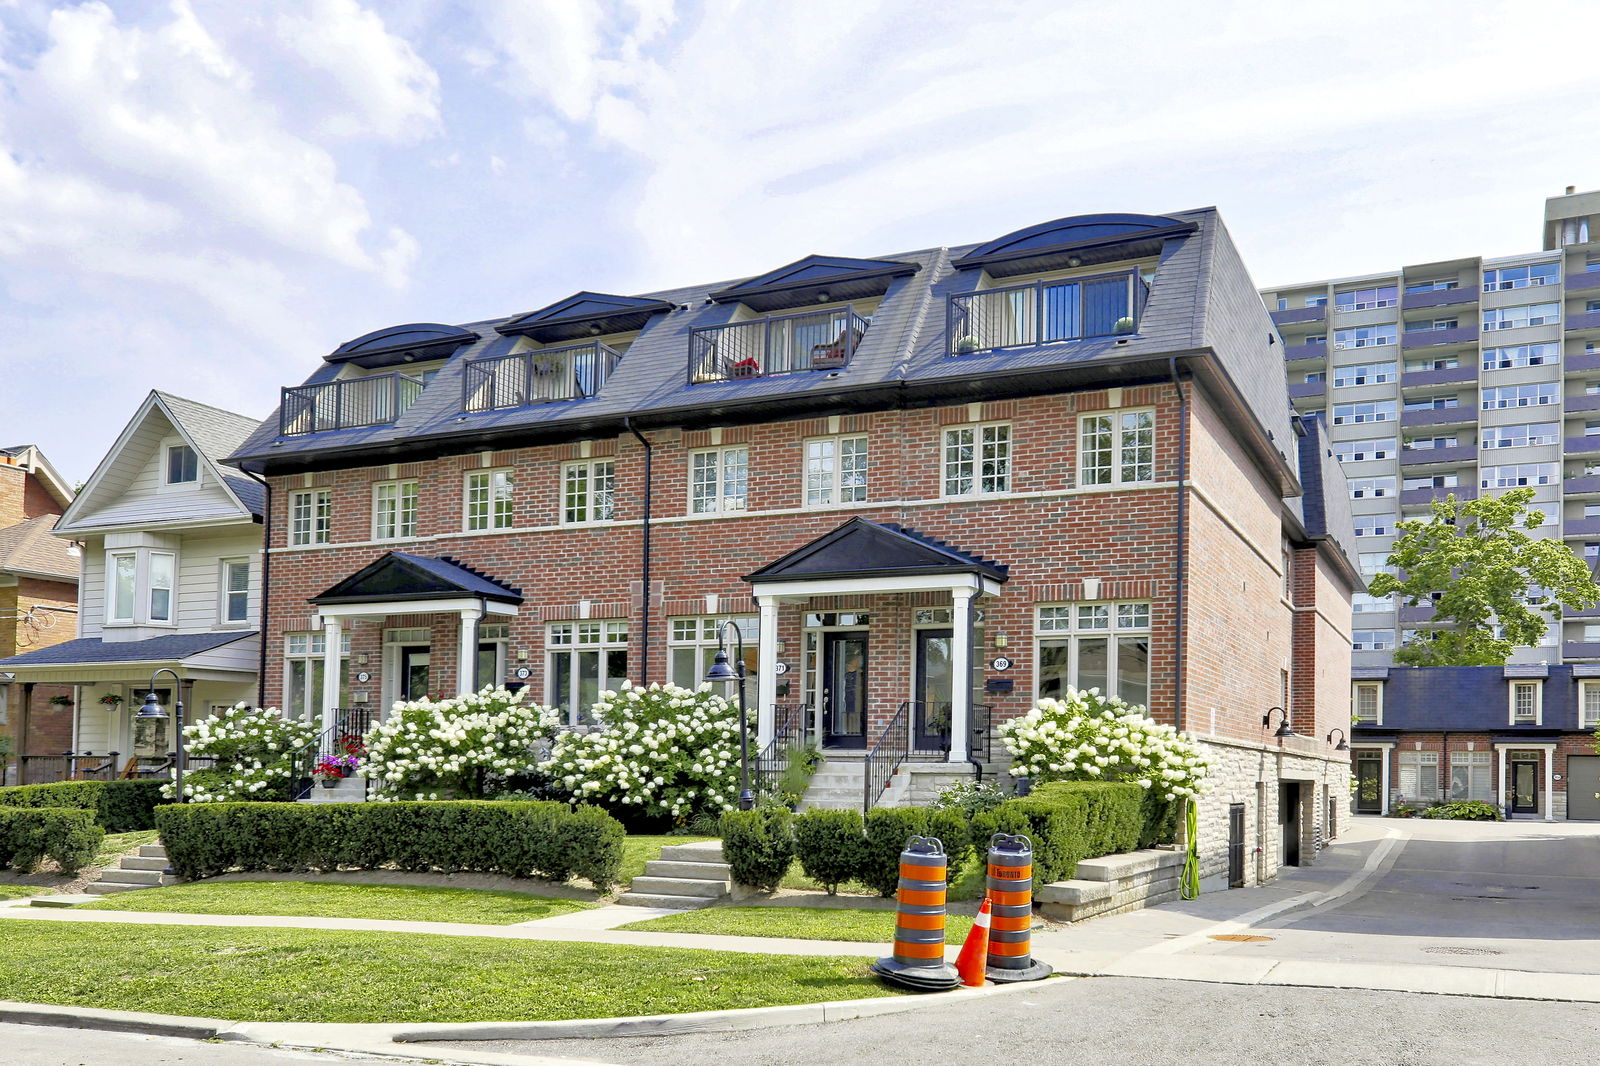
0, 999, 228, 1039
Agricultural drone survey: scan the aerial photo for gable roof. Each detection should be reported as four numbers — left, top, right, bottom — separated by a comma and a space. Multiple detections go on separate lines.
497, 292, 677, 343
310, 552, 523, 606
743, 518, 1009, 584
708, 254, 921, 312
0, 445, 73, 511
0, 514, 76, 582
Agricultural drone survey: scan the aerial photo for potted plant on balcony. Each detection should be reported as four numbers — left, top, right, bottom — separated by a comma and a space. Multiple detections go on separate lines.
315, 753, 359, 788
730, 356, 761, 379
1112, 316, 1135, 335
955, 335, 981, 355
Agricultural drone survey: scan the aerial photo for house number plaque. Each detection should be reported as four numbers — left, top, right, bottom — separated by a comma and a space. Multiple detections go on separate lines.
990, 657, 1013, 671
355, 671, 372, 683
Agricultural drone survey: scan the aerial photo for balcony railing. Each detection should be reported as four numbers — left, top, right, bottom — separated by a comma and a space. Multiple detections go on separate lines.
1567, 270, 1600, 294
1401, 325, 1479, 350
1399, 485, 1475, 508
1401, 365, 1476, 388
1563, 641, 1600, 660
948, 272, 1141, 356
1567, 351, 1600, 374
1566, 436, 1600, 456
462, 342, 621, 413
1563, 517, 1600, 539
1288, 381, 1325, 399
281, 373, 423, 436
1566, 310, 1600, 332
1563, 475, 1600, 496
1400, 406, 1476, 428
1398, 444, 1477, 467
1270, 305, 1327, 325
1567, 393, 1600, 414
1401, 287, 1478, 311
689, 307, 868, 383
1285, 341, 1328, 361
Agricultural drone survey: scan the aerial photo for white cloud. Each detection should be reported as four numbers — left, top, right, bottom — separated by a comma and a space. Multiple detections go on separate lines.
275, 0, 441, 142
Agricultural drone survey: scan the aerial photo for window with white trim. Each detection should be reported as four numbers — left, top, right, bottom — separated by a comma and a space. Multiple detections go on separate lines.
1482, 342, 1559, 370
1404, 437, 1459, 453
690, 446, 748, 514
105, 548, 177, 626
1333, 324, 1397, 349
943, 423, 1010, 496
1484, 302, 1559, 330
1397, 751, 1440, 802
1332, 361, 1397, 387
1482, 383, 1558, 409
289, 489, 331, 546
1406, 355, 1460, 371
284, 631, 351, 722
1358, 553, 1396, 576
1079, 410, 1154, 487
547, 621, 629, 726
466, 468, 516, 531
1352, 629, 1393, 651
1333, 437, 1395, 463
1481, 423, 1559, 449
165, 444, 198, 485
667, 616, 759, 689
1581, 680, 1600, 729
1509, 680, 1542, 724
108, 551, 137, 624
562, 460, 614, 524
1483, 262, 1559, 291
1406, 317, 1458, 333
1332, 400, 1395, 425
220, 559, 250, 625
1405, 278, 1458, 293
1352, 593, 1393, 614
1352, 682, 1382, 723
803, 436, 868, 507
1352, 516, 1393, 537
1349, 477, 1395, 500
373, 480, 418, 540
1035, 602, 1150, 707
1334, 285, 1397, 312
1480, 463, 1557, 489
1450, 751, 1492, 801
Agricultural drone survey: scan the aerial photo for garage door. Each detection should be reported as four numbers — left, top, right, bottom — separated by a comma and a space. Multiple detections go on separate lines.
1566, 756, 1600, 821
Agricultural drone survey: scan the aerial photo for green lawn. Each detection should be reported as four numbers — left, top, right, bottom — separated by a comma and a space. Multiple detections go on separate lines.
0, 921, 897, 1023
91, 830, 159, 870
81, 880, 591, 924
620, 904, 976, 943
0, 885, 42, 901
621, 834, 713, 886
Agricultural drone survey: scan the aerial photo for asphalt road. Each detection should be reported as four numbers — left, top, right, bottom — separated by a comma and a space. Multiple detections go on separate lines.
0, 1024, 426, 1066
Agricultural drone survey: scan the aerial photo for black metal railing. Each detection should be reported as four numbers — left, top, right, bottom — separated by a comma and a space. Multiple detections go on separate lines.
290, 708, 374, 800
863, 702, 912, 814
949, 271, 1142, 355
689, 307, 868, 383
280, 373, 424, 436
752, 703, 810, 800
461, 341, 622, 413
969, 702, 994, 763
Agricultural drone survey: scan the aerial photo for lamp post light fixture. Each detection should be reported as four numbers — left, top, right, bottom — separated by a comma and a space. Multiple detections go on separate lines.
703, 621, 754, 811
136, 667, 187, 801
1262, 706, 1295, 738
1326, 728, 1350, 752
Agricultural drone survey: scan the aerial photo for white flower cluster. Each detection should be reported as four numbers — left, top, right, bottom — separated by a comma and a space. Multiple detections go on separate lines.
543, 681, 746, 820
360, 686, 564, 801
159, 702, 317, 802
998, 688, 1213, 802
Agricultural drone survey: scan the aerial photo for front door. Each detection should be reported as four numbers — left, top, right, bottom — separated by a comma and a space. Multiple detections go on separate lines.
1279, 783, 1301, 867
1512, 760, 1540, 814
913, 628, 953, 753
400, 647, 431, 702
822, 632, 868, 749
1355, 756, 1383, 814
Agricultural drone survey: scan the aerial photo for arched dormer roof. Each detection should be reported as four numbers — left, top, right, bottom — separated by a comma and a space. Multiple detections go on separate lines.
497, 292, 675, 343
326, 323, 481, 368
708, 254, 920, 312
952, 213, 1196, 278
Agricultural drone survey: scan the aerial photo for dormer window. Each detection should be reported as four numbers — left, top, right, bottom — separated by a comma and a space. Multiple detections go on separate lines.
166, 444, 198, 485
950, 271, 1142, 355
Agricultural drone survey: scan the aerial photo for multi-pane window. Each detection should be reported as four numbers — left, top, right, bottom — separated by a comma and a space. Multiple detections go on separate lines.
1405, 278, 1458, 293
1349, 477, 1395, 499
1332, 361, 1397, 387
1352, 593, 1394, 614
690, 447, 748, 514
1403, 397, 1459, 412
1406, 318, 1458, 332
1352, 629, 1393, 651
1352, 516, 1393, 537
148, 552, 175, 623
1333, 325, 1397, 349
1352, 682, 1382, 723
1483, 342, 1559, 370
1404, 437, 1458, 452
667, 616, 759, 689
1035, 602, 1151, 707
803, 436, 868, 507
562, 461, 614, 524
1480, 463, 1557, 488
1334, 437, 1395, 463
1481, 423, 1559, 449
1484, 302, 1559, 330
165, 444, 198, 485
1078, 410, 1155, 487
466, 469, 516, 530
284, 632, 351, 722
547, 621, 629, 726
1304, 294, 1329, 307
1334, 285, 1397, 312
943, 423, 1010, 496
1510, 680, 1541, 723
373, 480, 418, 540
1406, 355, 1459, 371
1331, 400, 1395, 425
1398, 751, 1440, 802
289, 489, 331, 546
1303, 370, 1326, 383
1581, 681, 1600, 729
1359, 552, 1396, 575
109, 551, 137, 623
1482, 383, 1558, 409
220, 559, 250, 624
1449, 751, 1493, 802
1483, 262, 1560, 291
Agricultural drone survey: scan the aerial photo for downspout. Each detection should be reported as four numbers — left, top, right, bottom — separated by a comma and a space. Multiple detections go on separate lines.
624, 417, 654, 685
243, 471, 271, 709
1168, 357, 1188, 733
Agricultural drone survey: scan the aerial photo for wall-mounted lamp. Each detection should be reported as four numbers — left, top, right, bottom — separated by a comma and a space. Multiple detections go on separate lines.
1326, 728, 1349, 752
775, 639, 787, 655
992, 633, 1008, 649
356, 653, 368, 666
1262, 706, 1295, 738
815, 290, 830, 303
517, 648, 529, 662
1066, 256, 1082, 268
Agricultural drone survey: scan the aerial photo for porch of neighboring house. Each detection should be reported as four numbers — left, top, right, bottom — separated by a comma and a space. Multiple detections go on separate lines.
1351, 738, 1559, 821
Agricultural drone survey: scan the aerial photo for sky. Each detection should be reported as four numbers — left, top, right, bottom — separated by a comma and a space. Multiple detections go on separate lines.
3, 0, 1599, 484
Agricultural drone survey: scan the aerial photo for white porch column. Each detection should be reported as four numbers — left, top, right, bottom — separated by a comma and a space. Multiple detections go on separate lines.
948, 587, 976, 764
1379, 746, 1391, 815
320, 616, 342, 735
1544, 750, 1555, 821
1497, 746, 1508, 814
756, 596, 779, 747
457, 609, 481, 697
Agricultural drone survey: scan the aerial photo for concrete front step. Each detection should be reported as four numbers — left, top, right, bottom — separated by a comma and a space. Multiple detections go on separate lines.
138, 844, 167, 859
658, 841, 724, 863
628, 876, 728, 898
97, 868, 169, 887
84, 882, 149, 896
120, 856, 169, 871
612, 892, 714, 910
644, 859, 732, 880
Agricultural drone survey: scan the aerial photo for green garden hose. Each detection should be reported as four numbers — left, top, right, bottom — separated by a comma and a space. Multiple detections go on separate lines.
1180, 800, 1201, 899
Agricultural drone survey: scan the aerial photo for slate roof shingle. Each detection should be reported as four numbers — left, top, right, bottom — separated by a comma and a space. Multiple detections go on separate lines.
0, 631, 255, 668
0, 514, 76, 582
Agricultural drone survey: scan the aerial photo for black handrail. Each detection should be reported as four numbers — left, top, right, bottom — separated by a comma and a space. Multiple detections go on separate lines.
752, 703, 808, 799
863, 702, 912, 814
290, 708, 374, 800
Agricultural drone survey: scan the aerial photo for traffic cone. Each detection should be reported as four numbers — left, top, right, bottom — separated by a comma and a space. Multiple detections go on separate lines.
955, 897, 992, 987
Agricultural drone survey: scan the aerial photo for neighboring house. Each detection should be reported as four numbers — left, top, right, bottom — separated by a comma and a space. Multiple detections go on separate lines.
229, 210, 1359, 886
0, 445, 77, 775
0, 394, 263, 783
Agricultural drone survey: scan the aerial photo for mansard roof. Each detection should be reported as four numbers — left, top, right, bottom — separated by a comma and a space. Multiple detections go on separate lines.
327, 323, 481, 368
707, 254, 921, 312
311, 552, 523, 607
951, 213, 1197, 277
496, 292, 676, 342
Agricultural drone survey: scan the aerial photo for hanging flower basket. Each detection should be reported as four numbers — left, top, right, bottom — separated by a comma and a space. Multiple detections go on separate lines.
98, 694, 124, 710
48, 695, 74, 708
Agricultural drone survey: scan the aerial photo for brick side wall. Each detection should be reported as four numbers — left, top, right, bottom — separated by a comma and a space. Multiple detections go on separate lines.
1, 576, 80, 756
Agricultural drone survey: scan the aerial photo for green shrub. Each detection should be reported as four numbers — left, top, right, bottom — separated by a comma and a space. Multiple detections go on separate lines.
1420, 799, 1503, 821
719, 807, 794, 892
0, 780, 166, 832
0, 806, 103, 873
931, 779, 1007, 819
928, 806, 973, 883
154, 801, 624, 889
969, 780, 1171, 883
860, 808, 931, 897
791, 809, 866, 894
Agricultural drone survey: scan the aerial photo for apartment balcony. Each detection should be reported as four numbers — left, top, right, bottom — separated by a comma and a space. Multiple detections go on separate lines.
1400, 406, 1476, 429
1565, 435, 1600, 457
1401, 325, 1479, 351
1566, 351, 1600, 374
1566, 310, 1600, 333
1270, 306, 1326, 326
1563, 517, 1600, 539
279, 372, 423, 436
1284, 341, 1327, 362
461, 342, 621, 413
1563, 475, 1600, 497
1566, 270, 1600, 295
1401, 364, 1477, 389
1288, 381, 1325, 400
1563, 604, 1600, 619
1566, 393, 1600, 414
1398, 444, 1477, 468
1399, 484, 1475, 508
946, 272, 1142, 359
692, 307, 869, 383
1563, 642, 1600, 660
1397, 604, 1437, 625
1401, 287, 1478, 311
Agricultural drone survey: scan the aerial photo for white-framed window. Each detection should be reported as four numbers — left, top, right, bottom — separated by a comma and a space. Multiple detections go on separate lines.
465, 468, 515, 531
165, 444, 198, 485
803, 436, 868, 508
1482, 383, 1558, 409
1480, 463, 1557, 488
1333, 324, 1397, 349
547, 620, 629, 726
147, 550, 175, 623
1035, 602, 1151, 707
1398, 751, 1440, 802
1334, 285, 1397, 312
1404, 437, 1459, 453
1407, 317, 1458, 333
1331, 400, 1395, 425
219, 558, 250, 625
1581, 680, 1600, 729
1334, 437, 1396, 463
1352, 629, 1393, 651
1349, 477, 1395, 500
1483, 262, 1560, 291
109, 550, 137, 624
667, 616, 759, 689
1406, 355, 1460, 371
475, 623, 509, 691
1483, 342, 1559, 370
1450, 751, 1493, 801
1484, 302, 1560, 330
1509, 680, 1542, 724
1305, 294, 1328, 307
1079, 410, 1155, 487
288, 489, 331, 546
105, 548, 177, 627
1352, 681, 1383, 723
283, 631, 351, 722
1405, 278, 1458, 293
1303, 370, 1326, 384
562, 460, 614, 524
1481, 423, 1559, 449
1352, 593, 1393, 614
1358, 552, 1396, 576
1332, 361, 1397, 387
1352, 516, 1393, 537
943, 423, 1011, 496
373, 480, 418, 540
690, 446, 748, 514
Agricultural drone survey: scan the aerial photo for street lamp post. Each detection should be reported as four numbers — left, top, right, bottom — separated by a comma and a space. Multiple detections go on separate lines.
136, 668, 186, 801
703, 621, 754, 811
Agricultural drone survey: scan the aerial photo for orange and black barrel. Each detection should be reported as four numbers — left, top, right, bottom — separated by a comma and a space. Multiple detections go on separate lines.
869, 835, 960, 992
984, 832, 1053, 983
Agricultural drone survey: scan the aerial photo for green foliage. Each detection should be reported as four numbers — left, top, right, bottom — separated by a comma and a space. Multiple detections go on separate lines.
363, 687, 564, 800
772, 745, 822, 809
0, 780, 165, 832
999, 690, 1213, 800
154, 800, 624, 890
719, 807, 794, 892
791, 809, 866, 894
82, 881, 592, 924
1369, 487, 1600, 666
0, 806, 103, 873
931, 779, 1007, 819
970, 780, 1172, 883
171, 703, 318, 802
860, 808, 937, 897
928, 806, 972, 883
1419, 800, 1504, 821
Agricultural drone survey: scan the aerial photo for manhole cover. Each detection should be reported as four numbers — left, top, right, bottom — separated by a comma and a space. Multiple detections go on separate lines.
1422, 946, 1502, 956
1209, 934, 1274, 943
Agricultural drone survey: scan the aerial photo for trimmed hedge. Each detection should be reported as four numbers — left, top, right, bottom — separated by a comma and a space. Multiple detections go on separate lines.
719, 807, 794, 893
971, 781, 1176, 882
791, 809, 866, 894
154, 801, 625, 890
0, 780, 166, 832
0, 806, 103, 873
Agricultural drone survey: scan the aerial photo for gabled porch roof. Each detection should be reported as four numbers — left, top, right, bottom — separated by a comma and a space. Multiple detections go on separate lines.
744, 518, 1007, 599
311, 552, 523, 609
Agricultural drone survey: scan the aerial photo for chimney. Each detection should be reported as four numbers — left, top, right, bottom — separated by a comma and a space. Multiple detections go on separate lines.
1567, 185, 1577, 194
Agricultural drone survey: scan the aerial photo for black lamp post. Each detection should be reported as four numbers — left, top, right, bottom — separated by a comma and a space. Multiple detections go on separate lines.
703, 621, 754, 811
136, 667, 186, 800
1326, 728, 1350, 751
1262, 706, 1295, 738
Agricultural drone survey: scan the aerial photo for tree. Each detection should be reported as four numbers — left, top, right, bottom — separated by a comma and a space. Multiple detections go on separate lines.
1368, 487, 1600, 666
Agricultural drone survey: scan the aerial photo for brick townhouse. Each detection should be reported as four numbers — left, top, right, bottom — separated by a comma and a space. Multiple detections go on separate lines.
229, 209, 1359, 886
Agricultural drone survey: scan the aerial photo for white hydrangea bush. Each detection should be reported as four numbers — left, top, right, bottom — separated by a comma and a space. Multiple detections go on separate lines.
998, 688, 1212, 802
360, 686, 564, 800
543, 682, 749, 821
161, 702, 317, 802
